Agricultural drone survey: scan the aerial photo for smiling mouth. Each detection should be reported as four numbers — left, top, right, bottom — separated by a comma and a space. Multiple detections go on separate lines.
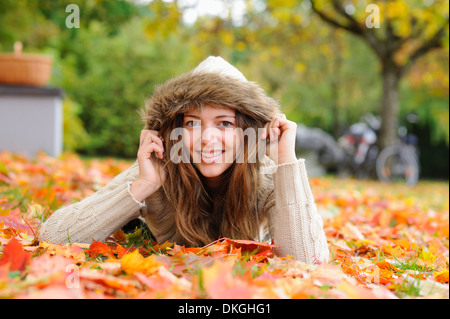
195, 150, 225, 163
200, 150, 224, 158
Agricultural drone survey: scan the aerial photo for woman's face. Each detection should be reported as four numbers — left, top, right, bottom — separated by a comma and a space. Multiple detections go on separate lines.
182, 105, 241, 181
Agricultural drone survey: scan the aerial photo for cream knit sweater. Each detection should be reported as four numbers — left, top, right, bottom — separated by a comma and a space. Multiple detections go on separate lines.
39, 158, 329, 264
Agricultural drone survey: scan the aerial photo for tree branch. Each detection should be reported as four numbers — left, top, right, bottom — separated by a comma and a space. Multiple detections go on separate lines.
310, 0, 385, 59
400, 18, 449, 76
310, 0, 362, 36
330, 0, 363, 32
384, 17, 403, 54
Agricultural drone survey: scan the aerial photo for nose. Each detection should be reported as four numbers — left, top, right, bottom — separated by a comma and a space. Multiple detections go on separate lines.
201, 127, 221, 146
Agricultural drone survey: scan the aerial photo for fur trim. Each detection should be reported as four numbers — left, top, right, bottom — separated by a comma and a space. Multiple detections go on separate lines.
141, 71, 280, 131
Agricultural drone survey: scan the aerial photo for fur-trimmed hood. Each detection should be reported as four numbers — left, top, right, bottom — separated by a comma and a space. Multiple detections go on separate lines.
141, 57, 280, 131
138, 57, 280, 245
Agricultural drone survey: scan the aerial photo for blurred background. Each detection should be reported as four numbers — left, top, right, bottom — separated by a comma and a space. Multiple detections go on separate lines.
0, 0, 448, 180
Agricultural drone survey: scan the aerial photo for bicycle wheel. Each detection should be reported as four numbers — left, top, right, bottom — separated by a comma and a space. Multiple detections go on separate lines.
376, 145, 419, 186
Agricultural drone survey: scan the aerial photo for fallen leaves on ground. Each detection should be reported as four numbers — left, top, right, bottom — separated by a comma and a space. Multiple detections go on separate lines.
0, 151, 448, 298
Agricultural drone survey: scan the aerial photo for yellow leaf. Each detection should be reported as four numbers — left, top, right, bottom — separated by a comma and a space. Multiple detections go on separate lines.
120, 250, 161, 276
418, 250, 436, 267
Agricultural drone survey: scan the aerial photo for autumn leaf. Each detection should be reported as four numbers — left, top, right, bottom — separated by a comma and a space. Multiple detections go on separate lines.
202, 261, 260, 299
135, 267, 193, 298
0, 151, 448, 299
115, 244, 131, 259
0, 237, 31, 272
110, 229, 127, 244
86, 240, 115, 259
375, 261, 403, 274
224, 238, 278, 252
382, 244, 408, 258
79, 268, 138, 293
0, 215, 34, 236
434, 270, 449, 283
120, 250, 162, 276
27, 254, 73, 280
38, 242, 88, 263
63, 244, 87, 262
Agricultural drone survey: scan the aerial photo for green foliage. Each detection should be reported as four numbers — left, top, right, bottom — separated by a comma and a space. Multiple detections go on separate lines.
401, 83, 450, 145
269, 33, 382, 136
55, 19, 191, 157
0, 0, 447, 171
63, 98, 91, 152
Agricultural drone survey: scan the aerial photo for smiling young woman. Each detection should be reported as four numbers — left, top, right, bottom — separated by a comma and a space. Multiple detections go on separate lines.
39, 56, 329, 264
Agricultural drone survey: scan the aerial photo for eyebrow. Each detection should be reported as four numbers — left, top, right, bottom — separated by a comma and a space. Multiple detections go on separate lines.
184, 114, 236, 119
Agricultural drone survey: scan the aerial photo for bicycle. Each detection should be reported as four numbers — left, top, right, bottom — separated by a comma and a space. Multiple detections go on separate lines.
337, 113, 420, 186
337, 113, 380, 180
376, 122, 420, 186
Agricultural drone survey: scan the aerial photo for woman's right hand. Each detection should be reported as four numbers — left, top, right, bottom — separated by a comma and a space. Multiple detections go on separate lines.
130, 130, 167, 202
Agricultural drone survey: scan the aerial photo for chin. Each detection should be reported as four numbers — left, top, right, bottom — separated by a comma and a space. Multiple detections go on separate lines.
194, 163, 232, 179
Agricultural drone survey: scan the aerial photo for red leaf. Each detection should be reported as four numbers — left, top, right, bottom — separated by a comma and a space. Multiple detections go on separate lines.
0, 215, 34, 236
0, 237, 31, 272
86, 240, 115, 259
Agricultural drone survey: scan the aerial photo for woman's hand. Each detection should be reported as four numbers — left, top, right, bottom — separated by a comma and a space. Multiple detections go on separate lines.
130, 130, 167, 202
262, 113, 297, 165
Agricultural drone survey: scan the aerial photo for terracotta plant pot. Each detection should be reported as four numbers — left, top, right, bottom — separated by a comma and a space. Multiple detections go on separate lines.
0, 42, 53, 87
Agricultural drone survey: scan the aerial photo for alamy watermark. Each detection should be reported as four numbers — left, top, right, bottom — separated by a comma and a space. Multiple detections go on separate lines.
168, 127, 278, 166
64, 3, 380, 29
65, 264, 80, 289
366, 4, 380, 29
66, 4, 80, 29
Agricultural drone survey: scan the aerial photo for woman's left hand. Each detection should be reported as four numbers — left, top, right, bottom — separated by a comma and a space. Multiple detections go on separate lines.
261, 113, 297, 165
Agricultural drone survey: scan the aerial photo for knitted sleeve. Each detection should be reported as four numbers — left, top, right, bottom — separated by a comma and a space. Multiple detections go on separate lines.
269, 158, 329, 263
38, 161, 145, 244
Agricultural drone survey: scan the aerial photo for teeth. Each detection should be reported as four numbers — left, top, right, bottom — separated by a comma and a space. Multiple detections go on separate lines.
201, 151, 223, 158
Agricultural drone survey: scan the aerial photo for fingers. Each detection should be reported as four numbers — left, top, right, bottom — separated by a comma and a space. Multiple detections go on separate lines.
261, 122, 279, 141
271, 117, 281, 141
140, 130, 162, 145
262, 114, 287, 141
139, 130, 164, 159
138, 141, 164, 160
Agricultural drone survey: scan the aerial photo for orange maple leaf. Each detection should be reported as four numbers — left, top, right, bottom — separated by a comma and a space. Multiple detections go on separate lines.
375, 261, 403, 273
86, 240, 115, 259
434, 270, 449, 283
0, 237, 31, 272
115, 244, 132, 259
382, 244, 407, 258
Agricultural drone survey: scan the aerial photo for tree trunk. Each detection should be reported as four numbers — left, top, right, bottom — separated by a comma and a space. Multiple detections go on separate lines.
378, 59, 402, 150
330, 30, 343, 140
331, 77, 340, 139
